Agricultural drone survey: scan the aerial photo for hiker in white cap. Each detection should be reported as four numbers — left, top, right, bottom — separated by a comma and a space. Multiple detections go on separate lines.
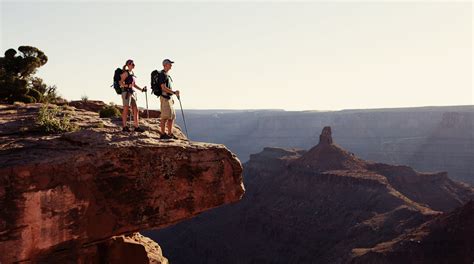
157, 59, 180, 139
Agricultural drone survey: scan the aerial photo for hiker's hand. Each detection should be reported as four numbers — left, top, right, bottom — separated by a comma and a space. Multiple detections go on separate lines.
142, 87, 147, 92
174, 90, 180, 96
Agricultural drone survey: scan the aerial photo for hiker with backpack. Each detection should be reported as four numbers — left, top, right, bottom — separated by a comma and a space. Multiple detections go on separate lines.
150, 59, 180, 139
117, 59, 147, 132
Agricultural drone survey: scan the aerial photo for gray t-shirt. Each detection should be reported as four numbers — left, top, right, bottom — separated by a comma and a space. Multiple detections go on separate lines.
158, 71, 173, 98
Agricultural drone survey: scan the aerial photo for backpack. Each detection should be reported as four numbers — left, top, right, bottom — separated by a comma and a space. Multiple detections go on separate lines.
150, 70, 162, 97
112, 68, 123, 94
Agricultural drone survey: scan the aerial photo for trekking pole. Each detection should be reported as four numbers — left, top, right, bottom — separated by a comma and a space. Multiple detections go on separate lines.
144, 86, 149, 119
130, 91, 136, 129
177, 95, 189, 139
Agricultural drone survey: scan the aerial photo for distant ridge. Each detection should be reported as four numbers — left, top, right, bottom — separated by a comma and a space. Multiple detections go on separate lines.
184, 105, 474, 113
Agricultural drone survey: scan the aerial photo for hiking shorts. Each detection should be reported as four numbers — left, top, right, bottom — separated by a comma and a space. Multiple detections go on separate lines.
121, 91, 137, 108
160, 96, 176, 120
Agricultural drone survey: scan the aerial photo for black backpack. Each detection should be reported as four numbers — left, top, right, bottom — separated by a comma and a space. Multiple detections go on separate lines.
112, 68, 123, 94
150, 70, 162, 97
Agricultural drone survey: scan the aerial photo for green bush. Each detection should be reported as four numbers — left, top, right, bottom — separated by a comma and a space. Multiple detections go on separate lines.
27, 88, 43, 102
99, 104, 121, 118
17, 94, 36, 103
42, 85, 62, 104
36, 105, 78, 133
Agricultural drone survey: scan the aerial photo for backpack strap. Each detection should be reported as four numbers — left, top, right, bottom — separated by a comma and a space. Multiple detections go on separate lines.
158, 70, 173, 99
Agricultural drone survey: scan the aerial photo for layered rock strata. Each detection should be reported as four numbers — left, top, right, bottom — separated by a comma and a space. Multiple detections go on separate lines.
351, 201, 474, 264
151, 126, 473, 264
0, 103, 244, 263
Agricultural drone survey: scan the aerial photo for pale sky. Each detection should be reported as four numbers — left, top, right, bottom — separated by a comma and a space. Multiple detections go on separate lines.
1, 1, 472, 110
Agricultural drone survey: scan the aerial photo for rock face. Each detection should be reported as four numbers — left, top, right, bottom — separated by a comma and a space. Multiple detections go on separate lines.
150, 126, 474, 264
351, 201, 474, 264
0, 103, 244, 263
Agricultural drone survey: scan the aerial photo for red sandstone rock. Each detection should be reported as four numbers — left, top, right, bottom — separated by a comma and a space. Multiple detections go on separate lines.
35, 232, 169, 264
0, 103, 183, 139
351, 201, 474, 264
290, 126, 473, 212
69, 100, 107, 112
319, 126, 333, 145
291, 125, 368, 171
116, 105, 161, 119
0, 103, 244, 263
68, 99, 161, 118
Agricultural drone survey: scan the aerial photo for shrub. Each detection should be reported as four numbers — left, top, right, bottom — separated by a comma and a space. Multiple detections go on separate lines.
17, 94, 36, 103
42, 85, 62, 104
36, 105, 78, 133
99, 103, 121, 118
27, 88, 43, 102
81, 95, 88, 102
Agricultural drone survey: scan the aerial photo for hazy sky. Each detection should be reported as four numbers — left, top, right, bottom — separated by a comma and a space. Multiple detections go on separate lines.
1, 1, 472, 110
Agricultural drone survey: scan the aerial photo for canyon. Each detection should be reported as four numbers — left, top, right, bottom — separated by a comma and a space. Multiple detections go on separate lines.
176, 106, 474, 185
151, 126, 473, 263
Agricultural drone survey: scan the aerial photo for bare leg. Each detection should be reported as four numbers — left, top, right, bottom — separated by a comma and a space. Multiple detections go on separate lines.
167, 119, 174, 135
132, 105, 139, 127
160, 119, 168, 135
122, 106, 129, 127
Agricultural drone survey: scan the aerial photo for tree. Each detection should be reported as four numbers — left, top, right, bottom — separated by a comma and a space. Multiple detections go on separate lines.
0, 46, 59, 104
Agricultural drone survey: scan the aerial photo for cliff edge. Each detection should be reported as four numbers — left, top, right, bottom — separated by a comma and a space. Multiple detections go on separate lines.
0, 103, 245, 263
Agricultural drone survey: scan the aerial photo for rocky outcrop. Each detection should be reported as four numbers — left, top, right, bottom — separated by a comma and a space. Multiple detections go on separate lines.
319, 126, 333, 144
68, 100, 161, 118
246, 147, 305, 172
351, 201, 474, 264
40, 232, 169, 264
289, 126, 473, 212
0, 103, 244, 263
291, 126, 367, 171
68, 100, 107, 113
150, 126, 474, 264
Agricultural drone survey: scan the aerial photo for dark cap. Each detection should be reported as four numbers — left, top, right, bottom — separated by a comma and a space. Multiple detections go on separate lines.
126, 59, 134, 65
162, 59, 174, 65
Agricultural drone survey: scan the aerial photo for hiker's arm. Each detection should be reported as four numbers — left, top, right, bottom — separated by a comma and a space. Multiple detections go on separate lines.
160, 83, 175, 94
133, 83, 145, 92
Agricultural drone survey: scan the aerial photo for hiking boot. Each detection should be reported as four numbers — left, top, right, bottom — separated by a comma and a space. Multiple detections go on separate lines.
134, 126, 145, 133
169, 134, 178, 139
160, 134, 172, 139
122, 126, 130, 132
